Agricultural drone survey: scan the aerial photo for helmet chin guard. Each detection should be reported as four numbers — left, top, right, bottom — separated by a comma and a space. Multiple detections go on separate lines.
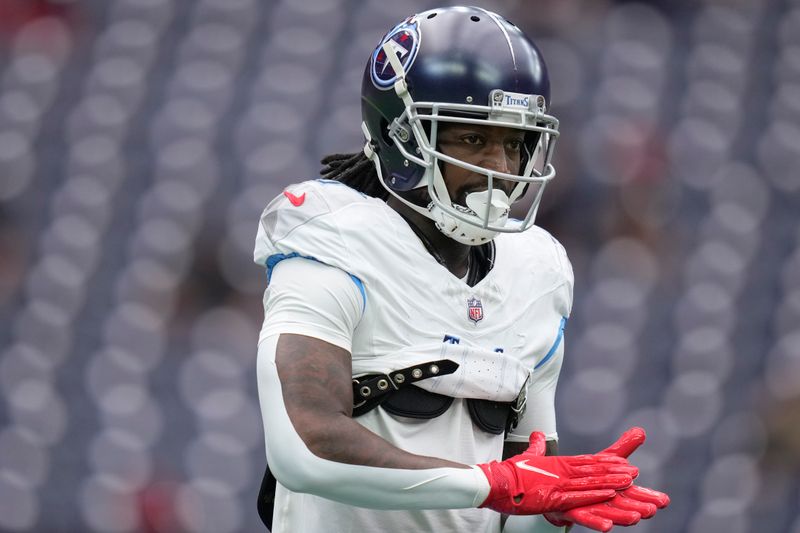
428, 191, 510, 245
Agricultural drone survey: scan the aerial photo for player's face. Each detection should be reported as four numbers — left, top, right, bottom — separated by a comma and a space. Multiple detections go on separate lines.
436, 123, 523, 206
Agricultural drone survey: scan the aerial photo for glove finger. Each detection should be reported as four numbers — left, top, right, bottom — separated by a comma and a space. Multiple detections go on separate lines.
572, 464, 639, 478
599, 427, 646, 458
623, 485, 671, 508
567, 454, 628, 466
561, 508, 614, 532
564, 474, 633, 491
611, 492, 657, 518
553, 489, 617, 511
580, 503, 641, 526
526, 432, 547, 456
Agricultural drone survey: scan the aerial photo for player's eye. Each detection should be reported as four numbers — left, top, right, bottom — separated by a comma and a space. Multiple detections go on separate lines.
460, 134, 484, 145
506, 139, 524, 152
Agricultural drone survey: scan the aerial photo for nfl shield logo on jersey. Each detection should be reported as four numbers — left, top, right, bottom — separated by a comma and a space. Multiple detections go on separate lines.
467, 297, 484, 324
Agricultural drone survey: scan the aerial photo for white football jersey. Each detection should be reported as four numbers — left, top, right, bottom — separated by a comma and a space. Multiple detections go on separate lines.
254, 179, 574, 533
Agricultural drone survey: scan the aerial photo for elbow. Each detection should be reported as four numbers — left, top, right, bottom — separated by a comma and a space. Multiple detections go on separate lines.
265, 425, 342, 494
299, 422, 346, 463
267, 445, 323, 493
268, 460, 315, 493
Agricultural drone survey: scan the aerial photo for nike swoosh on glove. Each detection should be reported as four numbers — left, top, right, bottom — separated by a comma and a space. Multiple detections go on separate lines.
477, 432, 637, 515
545, 427, 671, 532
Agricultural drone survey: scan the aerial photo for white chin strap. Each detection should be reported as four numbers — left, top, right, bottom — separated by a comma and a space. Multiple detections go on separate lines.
429, 189, 510, 246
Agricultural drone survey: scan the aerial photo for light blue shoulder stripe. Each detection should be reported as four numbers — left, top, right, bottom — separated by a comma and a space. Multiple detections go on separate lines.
348, 274, 367, 313
535, 316, 568, 370
264, 253, 366, 312
265, 252, 313, 283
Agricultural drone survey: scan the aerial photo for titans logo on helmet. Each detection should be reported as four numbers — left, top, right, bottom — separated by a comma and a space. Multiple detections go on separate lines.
371, 18, 420, 90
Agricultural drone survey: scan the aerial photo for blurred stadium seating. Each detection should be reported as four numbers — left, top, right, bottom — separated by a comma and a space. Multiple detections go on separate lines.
0, 0, 798, 531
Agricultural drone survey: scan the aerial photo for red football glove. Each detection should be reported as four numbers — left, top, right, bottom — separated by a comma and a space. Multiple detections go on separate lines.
545, 492, 645, 531
477, 432, 637, 515
598, 427, 670, 510
545, 427, 671, 532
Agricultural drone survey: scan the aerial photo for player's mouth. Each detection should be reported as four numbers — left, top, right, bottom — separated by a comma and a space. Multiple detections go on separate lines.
454, 180, 514, 207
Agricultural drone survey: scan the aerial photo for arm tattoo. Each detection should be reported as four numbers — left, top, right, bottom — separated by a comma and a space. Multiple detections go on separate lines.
276, 334, 467, 470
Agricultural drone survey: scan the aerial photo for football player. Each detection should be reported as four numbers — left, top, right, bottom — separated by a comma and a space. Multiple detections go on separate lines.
253, 6, 669, 532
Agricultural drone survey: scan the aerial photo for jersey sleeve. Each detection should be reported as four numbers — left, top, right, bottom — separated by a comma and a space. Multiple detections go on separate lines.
259, 257, 365, 352
506, 235, 573, 444
506, 333, 564, 443
551, 235, 575, 319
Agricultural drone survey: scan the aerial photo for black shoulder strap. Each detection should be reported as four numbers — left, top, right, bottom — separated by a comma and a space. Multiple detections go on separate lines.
352, 359, 459, 416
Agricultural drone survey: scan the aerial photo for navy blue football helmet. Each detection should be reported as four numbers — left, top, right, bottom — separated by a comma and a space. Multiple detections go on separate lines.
361, 6, 559, 245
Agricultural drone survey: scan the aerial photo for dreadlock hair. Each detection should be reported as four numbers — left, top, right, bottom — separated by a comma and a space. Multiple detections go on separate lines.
320, 151, 390, 201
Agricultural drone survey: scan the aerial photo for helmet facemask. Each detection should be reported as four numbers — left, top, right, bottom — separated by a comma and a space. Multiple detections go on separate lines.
363, 80, 559, 245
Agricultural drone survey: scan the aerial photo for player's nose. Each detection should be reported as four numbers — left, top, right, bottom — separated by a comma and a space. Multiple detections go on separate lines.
480, 141, 510, 174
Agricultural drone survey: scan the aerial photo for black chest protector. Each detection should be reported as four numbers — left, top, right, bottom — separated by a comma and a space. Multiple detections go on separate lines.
351, 359, 527, 435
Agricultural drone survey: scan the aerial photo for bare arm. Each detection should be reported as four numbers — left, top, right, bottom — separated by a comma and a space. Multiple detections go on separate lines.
276, 333, 467, 469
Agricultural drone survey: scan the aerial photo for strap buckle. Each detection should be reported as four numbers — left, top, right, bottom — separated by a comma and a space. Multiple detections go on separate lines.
507, 376, 529, 432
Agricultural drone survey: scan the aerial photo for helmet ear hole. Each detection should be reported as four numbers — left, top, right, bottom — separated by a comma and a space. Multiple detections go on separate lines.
379, 118, 394, 146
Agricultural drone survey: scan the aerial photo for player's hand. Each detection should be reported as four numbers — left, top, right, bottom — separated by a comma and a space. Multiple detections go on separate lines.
544, 492, 645, 531
545, 427, 671, 532
597, 427, 670, 506
476, 432, 637, 515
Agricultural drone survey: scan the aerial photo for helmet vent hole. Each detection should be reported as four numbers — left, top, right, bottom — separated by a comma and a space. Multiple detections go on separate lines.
427, 12, 437, 19
379, 118, 393, 146
470, 15, 480, 22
